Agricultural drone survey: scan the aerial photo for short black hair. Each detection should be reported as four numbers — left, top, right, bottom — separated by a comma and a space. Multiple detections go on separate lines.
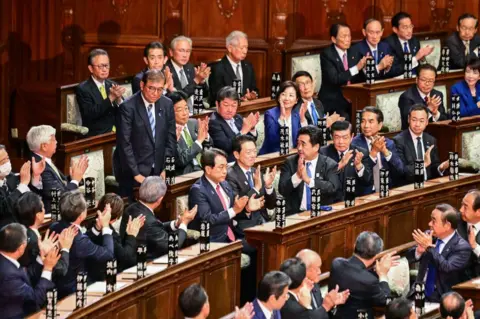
467, 189, 480, 211
16, 192, 43, 227
201, 148, 227, 170
280, 257, 306, 290
363, 18, 382, 30
417, 63, 437, 78
386, 298, 413, 319
298, 125, 322, 147
362, 106, 384, 123
440, 292, 465, 319
178, 284, 208, 317
465, 56, 480, 73
0, 223, 27, 252
216, 86, 241, 104
408, 104, 429, 116
232, 134, 256, 154
435, 203, 459, 230
292, 70, 313, 83
458, 13, 478, 28
143, 41, 166, 58
141, 69, 165, 84
97, 193, 124, 221
276, 81, 300, 105
169, 90, 188, 106
354, 231, 384, 259
88, 48, 108, 65
59, 191, 87, 223
330, 23, 350, 38
257, 271, 292, 302
391, 12, 412, 28
330, 120, 352, 134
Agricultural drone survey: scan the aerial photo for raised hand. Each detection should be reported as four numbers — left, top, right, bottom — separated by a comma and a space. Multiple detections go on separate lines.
416, 45, 434, 60
253, 165, 262, 190
356, 55, 368, 70
196, 118, 208, 143
233, 195, 249, 214
164, 66, 175, 92
468, 225, 478, 249
243, 88, 258, 101
70, 154, 89, 182
412, 229, 434, 250
263, 166, 277, 189
439, 159, 450, 172
246, 194, 265, 212
98, 203, 112, 228
298, 284, 313, 308
233, 302, 254, 319
179, 205, 198, 225
19, 161, 31, 186
424, 145, 434, 168
176, 124, 183, 141
375, 252, 400, 277
39, 229, 59, 257
326, 112, 343, 128
299, 101, 308, 123
32, 156, 46, 178
126, 215, 146, 237
427, 95, 442, 115
338, 150, 353, 171
43, 246, 61, 271
58, 225, 78, 250
353, 150, 364, 171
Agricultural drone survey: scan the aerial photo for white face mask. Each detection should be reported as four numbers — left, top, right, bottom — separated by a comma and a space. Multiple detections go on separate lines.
0, 161, 12, 177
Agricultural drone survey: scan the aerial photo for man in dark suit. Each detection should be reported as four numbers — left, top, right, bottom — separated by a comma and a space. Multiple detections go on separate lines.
227, 135, 277, 233
49, 191, 114, 298
120, 176, 196, 260
398, 63, 448, 129
384, 12, 434, 75
279, 126, 340, 215
409, 204, 471, 302
27, 125, 88, 214
171, 91, 211, 175
385, 297, 417, 319
0, 223, 61, 318
393, 105, 450, 185
440, 292, 477, 319
208, 86, 259, 162
76, 48, 125, 136
114, 69, 176, 199
446, 14, 480, 70
458, 189, 480, 279
320, 121, 374, 201
132, 41, 169, 94
209, 31, 259, 105
166, 36, 210, 113
252, 271, 291, 319
329, 231, 398, 318
351, 18, 399, 79
319, 23, 368, 120
352, 107, 405, 189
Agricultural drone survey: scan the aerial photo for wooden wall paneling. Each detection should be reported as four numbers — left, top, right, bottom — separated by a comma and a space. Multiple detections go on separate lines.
144, 287, 174, 319
114, 304, 140, 319
375, 0, 401, 34
0, 0, 12, 146
204, 263, 239, 319
268, 0, 291, 89
353, 217, 381, 247
385, 208, 415, 249
175, 275, 202, 319
285, 236, 312, 259
317, 227, 348, 272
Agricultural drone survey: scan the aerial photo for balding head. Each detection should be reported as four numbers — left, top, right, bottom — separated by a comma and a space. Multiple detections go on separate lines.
296, 249, 322, 284
440, 292, 466, 319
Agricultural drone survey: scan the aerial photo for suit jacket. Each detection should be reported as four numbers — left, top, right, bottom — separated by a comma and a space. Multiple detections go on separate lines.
188, 176, 237, 242
351, 134, 405, 187
176, 119, 212, 175
294, 98, 325, 125
208, 55, 258, 105
393, 129, 442, 185
119, 202, 186, 260
76, 77, 117, 137
281, 291, 329, 319
451, 80, 480, 117
278, 154, 341, 215
208, 111, 257, 162
32, 153, 79, 214
408, 232, 471, 302
114, 92, 176, 190
131, 68, 147, 94
165, 60, 209, 99
252, 298, 281, 319
259, 106, 302, 155
49, 221, 114, 298
445, 32, 480, 70
0, 254, 55, 319
320, 144, 374, 201
329, 255, 390, 318
383, 33, 421, 76
226, 163, 276, 234
454, 218, 480, 280
0, 174, 23, 228
319, 44, 364, 119
311, 283, 324, 310
351, 39, 401, 79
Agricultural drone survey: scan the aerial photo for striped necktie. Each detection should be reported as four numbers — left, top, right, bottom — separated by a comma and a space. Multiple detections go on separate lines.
147, 104, 155, 141
182, 126, 202, 166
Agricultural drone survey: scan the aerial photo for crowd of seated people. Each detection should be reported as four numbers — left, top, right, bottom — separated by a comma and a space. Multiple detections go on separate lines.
3, 11, 480, 318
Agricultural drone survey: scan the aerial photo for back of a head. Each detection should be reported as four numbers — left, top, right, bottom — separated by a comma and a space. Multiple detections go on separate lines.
257, 271, 292, 303
280, 257, 306, 290
178, 283, 208, 318
440, 292, 465, 319
97, 193, 124, 220
59, 191, 87, 223
386, 298, 413, 319
0, 223, 27, 253
354, 231, 384, 259
138, 176, 167, 204
16, 192, 43, 227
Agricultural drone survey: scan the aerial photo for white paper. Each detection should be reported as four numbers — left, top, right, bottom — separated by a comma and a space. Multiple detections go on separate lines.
87, 281, 127, 294
122, 264, 167, 275
152, 255, 189, 264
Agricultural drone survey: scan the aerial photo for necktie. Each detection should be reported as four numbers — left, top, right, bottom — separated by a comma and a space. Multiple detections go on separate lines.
215, 184, 235, 241
235, 64, 242, 93
246, 171, 254, 188
310, 102, 318, 125
343, 53, 351, 85
424, 95, 428, 104
99, 85, 107, 99
305, 162, 312, 210
416, 137, 423, 160
229, 119, 239, 134
48, 160, 65, 183
403, 42, 409, 53
147, 104, 155, 141
179, 69, 188, 89
373, 49, 378, 64
182, 126, 201, 166
465, 40, 470, 56
425, 239, 443, 297
339, 152, 345, 191
373, 151, 382, 192
311, 290, 318, 309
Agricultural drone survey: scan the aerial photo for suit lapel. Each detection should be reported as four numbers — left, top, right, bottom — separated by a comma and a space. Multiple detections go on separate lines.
404, 131, 417, 159
187, 120, 198, 140
440, 233, 457, 257
202, 177, 225, 211
392, 35, 404, 57
330, 45, 346, 71
408, 38, 418, 55
88, 77, 106, 102
233, 164, 250, 192
137, 94, 155, 143
222, 56, 237, 83
154, 101, 164, 147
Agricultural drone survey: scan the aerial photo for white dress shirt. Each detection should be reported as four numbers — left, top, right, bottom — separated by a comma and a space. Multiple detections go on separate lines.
408, 129, 444, 178
399, 39, 419, 68
291, 155, 319, 211
258, 300, 273, 319
226, 54, 243, 85
334, 46, 359, 76
171, 60, 194, 108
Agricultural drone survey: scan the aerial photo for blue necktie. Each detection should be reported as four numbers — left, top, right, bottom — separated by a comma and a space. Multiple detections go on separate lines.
425, 239, 443, 297
246, 171, 254, 188
373, 50, 378, 64
305, 162, 312, 210
147, 104, 155, 141
403, 42, 409, 53
310, 102, 318, 125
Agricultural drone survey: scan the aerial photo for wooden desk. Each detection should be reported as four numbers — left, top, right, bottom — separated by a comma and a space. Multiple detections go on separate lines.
191, 97, 277, 119
28, 242, 242, 319
453, 277, 480, 307
244, 174, 480, 279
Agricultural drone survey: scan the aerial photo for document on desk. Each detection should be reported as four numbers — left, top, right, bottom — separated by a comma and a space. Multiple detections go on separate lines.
87, 281, 127, 296
120, 264, 168, 279
153, 255, 190, 264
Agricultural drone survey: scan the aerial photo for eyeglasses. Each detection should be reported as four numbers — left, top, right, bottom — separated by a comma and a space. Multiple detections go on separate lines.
175, 49, 192, 54
92, 64, 110, 70
460, 26, 476, 32
366, 30, 382, 36
399, 25, 414, 31
418, 78, 435, 84
297, 81, 313, 88
146, 86, 164, 94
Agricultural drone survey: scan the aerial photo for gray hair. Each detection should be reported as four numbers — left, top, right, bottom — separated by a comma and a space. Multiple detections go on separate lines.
354, 231, 384, 259
226, 30, 248, 47
139, 176, 167, 204
26, 125, 56, 152
170, 35, 192, 51
296, 249, 321, 268
0, 144, 5, 151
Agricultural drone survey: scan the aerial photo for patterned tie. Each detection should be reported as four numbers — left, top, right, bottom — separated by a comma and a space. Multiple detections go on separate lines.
182, 126, 201, 166
147, 104, 155, 141
465, 40, 470, 56
373, 50, 378, 65
373, 152, 381, 192
99, 85, 107, 99
416, 137, 423, 160
215, 184, 235, 241
246, 171, 254, 188
305, 162, 312, 210
343, 53, 351, 85
179, 69, 188, 88
310, 102, 318, 125
424, 95, 428, 104
403, 42, 409, 53
425, 239, 443, 297
229, 119, 240, 134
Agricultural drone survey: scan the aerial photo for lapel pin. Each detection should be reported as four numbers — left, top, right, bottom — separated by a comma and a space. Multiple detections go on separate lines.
316, 173, 319, 178
244, 181, 248, 185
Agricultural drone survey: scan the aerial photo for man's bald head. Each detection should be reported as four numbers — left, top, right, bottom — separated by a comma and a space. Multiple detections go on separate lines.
440, 292, 466, 319
296, 249, 322, 284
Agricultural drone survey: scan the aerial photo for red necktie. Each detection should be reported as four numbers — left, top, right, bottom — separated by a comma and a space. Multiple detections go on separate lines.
343, 53, 351, 85
424, 96, 428, 104
215, 184, 235, 241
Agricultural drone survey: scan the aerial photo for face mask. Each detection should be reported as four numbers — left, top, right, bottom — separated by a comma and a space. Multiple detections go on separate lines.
0, 161, 12, 177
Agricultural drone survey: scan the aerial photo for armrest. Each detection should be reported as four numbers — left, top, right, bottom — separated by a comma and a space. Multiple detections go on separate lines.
60, 123, 89, 135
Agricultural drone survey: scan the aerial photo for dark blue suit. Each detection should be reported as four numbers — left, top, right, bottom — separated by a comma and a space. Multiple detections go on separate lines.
451, 80, 480, 117
259, 106, 302, 155
50, 221, 114, 298
351, 39, 400, 79
0, 254, 54, 319
252, 298, 281, 319
351, 134, 405, 187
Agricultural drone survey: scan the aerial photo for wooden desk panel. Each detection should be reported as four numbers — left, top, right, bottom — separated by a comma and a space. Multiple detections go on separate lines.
245, 174, 480, 279
453, 277, 480, 307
